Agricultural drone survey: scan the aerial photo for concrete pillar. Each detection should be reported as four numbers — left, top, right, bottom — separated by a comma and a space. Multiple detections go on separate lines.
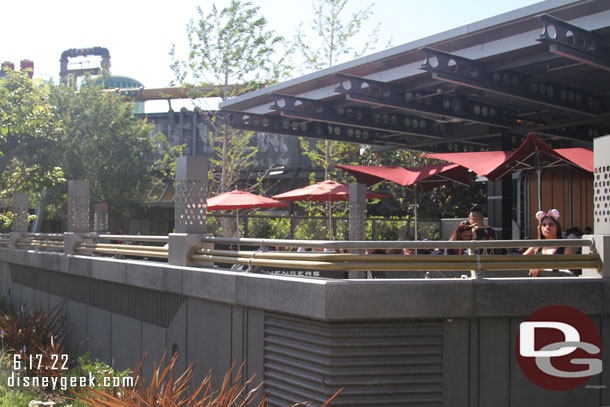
65, 180, 89, 255
93, 203, 109, 233
67, 180, 89, 233
9, 192, 29, 248
583, 235, 609, 278
593, 134, 610, 235
348, 184, 367, 279
12, 192, 29, 233
169, 157, 212, 267
584, 135, 610, 277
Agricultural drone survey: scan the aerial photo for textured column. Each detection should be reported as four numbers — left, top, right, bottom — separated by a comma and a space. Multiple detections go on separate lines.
174, 156, 208, 234
12, 192, 29, 233
93, 203, 109, 233
594, 134, 610, 235
348, 184, 367, 279
170, 156, 211, 267
68, 180, 89, 233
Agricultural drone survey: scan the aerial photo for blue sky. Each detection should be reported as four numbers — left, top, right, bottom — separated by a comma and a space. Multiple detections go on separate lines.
3, 0, 542, 109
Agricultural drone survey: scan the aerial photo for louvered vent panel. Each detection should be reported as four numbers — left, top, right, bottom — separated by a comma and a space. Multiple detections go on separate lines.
264, 313, 443, 407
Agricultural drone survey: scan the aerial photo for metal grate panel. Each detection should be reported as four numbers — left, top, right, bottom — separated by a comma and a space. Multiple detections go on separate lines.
264, 313, 443, 407
9, 265, 184, 327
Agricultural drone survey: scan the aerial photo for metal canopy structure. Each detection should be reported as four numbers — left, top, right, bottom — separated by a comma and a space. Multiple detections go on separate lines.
219, 0, 610, 154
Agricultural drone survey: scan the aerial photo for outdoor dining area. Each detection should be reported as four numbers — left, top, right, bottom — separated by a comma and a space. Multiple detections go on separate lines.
205, 133, 593, 242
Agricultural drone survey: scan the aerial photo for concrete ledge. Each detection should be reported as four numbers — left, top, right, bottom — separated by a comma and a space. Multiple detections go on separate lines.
0, 248, 608, 321
92, 257, 127, 284
182, 267, 237, 303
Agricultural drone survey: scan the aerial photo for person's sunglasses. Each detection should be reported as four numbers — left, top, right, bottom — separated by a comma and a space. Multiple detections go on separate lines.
541, 222, 556, 227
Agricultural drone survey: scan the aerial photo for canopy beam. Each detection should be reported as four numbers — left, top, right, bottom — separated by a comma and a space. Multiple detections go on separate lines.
420, 47, 603, 117
538, 14, 610, 73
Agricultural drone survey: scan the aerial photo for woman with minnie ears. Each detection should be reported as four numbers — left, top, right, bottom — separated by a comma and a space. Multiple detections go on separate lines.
523, 209, 575, 277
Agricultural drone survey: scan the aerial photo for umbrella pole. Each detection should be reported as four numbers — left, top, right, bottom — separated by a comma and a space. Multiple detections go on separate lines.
414, 187, 418, 241
236, 209, 240, 251
537, 168, 542, 212
535, 145, 542, 212
328, 199, 333, 240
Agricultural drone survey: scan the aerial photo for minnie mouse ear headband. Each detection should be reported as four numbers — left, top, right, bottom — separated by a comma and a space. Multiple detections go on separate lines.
536, 209, 560, 222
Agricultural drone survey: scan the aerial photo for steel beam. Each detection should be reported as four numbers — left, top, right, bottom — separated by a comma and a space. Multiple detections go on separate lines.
538, 14, 610, 73
270, 93, 443, 139
420, 47, 603, 117
218, 110, 410, 146
334, 73, 517, 129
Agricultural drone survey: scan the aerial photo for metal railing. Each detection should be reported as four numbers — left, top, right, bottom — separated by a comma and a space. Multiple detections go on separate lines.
0, 232, 603, 277
195, 236, 601, 275
75, 234, 169, 259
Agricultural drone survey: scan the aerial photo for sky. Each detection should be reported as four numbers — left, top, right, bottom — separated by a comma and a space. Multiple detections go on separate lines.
3, 0, 543, 111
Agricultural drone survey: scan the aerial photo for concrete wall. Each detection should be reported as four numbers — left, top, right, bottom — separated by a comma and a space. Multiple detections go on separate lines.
0, 248, 607, 406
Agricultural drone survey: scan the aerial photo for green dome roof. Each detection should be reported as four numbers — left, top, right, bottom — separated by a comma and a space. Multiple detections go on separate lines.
104, 75, 143, 89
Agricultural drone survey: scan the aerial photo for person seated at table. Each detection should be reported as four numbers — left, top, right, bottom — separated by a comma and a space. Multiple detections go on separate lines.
445, 223, 474, 255
523, 209, 575, 277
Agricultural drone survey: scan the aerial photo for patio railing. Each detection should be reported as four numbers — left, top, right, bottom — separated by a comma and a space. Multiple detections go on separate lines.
1, 232, 601, 279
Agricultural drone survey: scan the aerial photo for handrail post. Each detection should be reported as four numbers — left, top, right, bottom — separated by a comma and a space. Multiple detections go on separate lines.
64, 180, 89, 255
169, 156, 212, 267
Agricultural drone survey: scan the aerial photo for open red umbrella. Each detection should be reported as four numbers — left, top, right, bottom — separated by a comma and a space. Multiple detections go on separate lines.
272, 180, 386, 238
335, 163, 475, 239
207, 190, 288, 210
207, 190, 288, 238
424, 133, 593, 210
335, 163, 473, 190
272, 180, 387, 201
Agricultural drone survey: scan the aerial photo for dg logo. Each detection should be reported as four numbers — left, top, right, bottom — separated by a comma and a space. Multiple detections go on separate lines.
516, 305, 602, 391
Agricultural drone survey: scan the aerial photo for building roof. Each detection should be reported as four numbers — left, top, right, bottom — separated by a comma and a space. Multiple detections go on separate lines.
219, 0, 610, 153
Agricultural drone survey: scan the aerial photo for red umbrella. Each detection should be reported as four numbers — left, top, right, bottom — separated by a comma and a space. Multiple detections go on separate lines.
335, 163, 475, 239
424, 133, 593, 210
207, 190, 288, 238
272, 180, 386, 239
207, 190, 288, 210
423, 151, 513, 180
272, 180, 387, 201
334, 163, 473, 190
485, 133, 593, 181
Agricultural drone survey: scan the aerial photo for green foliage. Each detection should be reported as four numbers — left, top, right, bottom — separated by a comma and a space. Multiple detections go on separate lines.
170, 0, 288, 93
65, 352, 131, 404
48, 78, 156, 216
170, 0, 289, 197
0, 70, 64, 202
247, 216, 291, 239
0, 353, 41, 407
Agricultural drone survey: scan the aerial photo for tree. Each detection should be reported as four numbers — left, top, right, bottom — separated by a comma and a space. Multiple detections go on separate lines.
48, 78, 157, 218
291, 0, 388, 236
293, 0, 388, 180
0, 70, 64, 200
169, 0, 288, 195
0, 70, 64, 230
294, 0, 385, 73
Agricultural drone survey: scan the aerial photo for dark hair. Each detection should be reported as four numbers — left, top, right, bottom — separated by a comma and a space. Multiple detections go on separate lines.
450, 224, 473, 241
537, 215, 562, 240
470, 205, 483, 214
